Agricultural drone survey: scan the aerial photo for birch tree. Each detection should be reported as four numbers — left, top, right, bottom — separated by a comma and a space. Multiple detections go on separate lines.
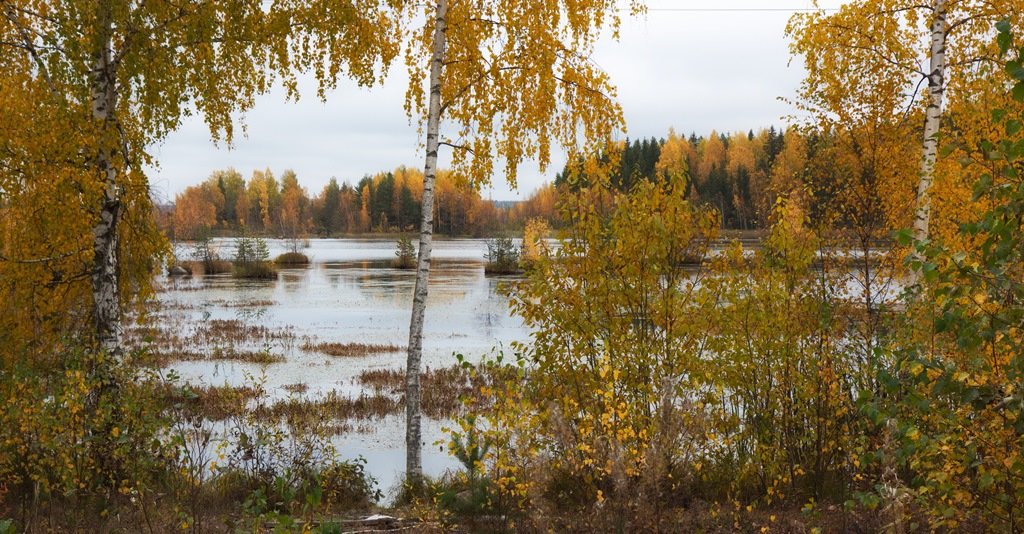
0, 0, 400, 359
400, 0, 636, 483
788, 0, 1024, 256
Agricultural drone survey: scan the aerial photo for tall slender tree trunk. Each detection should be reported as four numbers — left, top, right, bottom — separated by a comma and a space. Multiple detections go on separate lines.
90, 0, 122, 358
406, 0, 448, 485
911, 0, 948, 280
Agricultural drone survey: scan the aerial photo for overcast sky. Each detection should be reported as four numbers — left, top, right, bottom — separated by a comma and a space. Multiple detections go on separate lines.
146, 0, 844, 203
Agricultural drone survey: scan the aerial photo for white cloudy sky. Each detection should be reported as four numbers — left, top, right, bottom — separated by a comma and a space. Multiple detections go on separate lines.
146, 0, 844, 202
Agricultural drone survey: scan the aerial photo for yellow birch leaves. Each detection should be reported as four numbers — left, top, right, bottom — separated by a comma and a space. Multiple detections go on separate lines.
402, 0, 637, 188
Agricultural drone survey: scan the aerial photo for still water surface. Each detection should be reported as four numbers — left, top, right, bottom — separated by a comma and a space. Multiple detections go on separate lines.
160, 238, 527, 493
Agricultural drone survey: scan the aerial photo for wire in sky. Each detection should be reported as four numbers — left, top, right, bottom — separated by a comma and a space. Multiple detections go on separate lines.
641, 8, 839, 12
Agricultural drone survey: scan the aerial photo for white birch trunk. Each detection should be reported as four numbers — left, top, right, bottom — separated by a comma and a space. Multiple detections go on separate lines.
90, 1, 122, 358
911, 0, 948, 280
406, 0, 448, 485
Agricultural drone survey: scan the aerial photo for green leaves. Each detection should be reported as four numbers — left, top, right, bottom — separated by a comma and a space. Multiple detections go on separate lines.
1006, 119, 1023, 136
998, 19, 1013, 53
884, 17, 1024, 529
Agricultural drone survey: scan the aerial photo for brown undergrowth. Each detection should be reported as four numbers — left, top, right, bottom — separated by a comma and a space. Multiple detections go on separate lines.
156, 382, 259, 420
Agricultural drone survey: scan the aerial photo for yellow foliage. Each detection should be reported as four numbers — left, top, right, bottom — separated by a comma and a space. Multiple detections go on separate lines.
473, 176, 723, 524
402, 0, 629, 188
521, 218, 550, 263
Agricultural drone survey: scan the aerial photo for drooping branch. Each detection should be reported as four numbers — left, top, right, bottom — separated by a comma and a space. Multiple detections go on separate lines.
899, 74, 928, 125
1, 4, 61, 98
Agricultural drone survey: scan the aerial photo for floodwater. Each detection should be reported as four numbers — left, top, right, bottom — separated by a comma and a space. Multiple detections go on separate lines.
152, 237, 904, 496
157, 238, 528, 494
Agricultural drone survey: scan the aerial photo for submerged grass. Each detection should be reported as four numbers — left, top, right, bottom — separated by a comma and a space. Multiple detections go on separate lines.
127, 312, 297, 366
282, 382, 309, 394
249, 365, 500, 426
196, 319, 296, 344
207, 298, 276, 308
157, 383, 259, 420
356, 365, 495, 418
255, 391, 399, 422
300, 341, 403, 357
152, 348, 285, 365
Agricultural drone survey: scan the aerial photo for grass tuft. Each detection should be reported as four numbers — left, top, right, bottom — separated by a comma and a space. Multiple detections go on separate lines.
300, 341, 403, 357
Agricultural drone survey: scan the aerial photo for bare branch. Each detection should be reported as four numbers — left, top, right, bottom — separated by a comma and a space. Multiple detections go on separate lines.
439, 140, 474, 153
0, 250, 82, 265
900, 74, 927, 125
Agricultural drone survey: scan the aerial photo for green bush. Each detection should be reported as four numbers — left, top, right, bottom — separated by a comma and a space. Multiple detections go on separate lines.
873, 22, 1024, 531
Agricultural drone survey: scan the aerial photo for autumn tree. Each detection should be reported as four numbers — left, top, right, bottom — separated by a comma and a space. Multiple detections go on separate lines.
0, 0, 401, 358
655, 129, 691, 185
399, 0, 635, 483
788, 0, 1024, 273
279, 169, 311, 248
247, 169, 281, 232
510, 183, 561, 228
210, 168, 247, 229
879, 23, 1024, 528
173, 183, 222, 240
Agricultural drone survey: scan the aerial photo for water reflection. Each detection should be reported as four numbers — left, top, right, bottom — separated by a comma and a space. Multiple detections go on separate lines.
280, 269, 307, 293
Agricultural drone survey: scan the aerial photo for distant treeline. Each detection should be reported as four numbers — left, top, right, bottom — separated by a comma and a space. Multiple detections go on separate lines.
164, 125, 845, 240
162, 167, 536, 240
557, 127, 799, 230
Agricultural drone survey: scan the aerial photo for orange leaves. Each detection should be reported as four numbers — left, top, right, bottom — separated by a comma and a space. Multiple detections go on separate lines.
173, 183, 221, 240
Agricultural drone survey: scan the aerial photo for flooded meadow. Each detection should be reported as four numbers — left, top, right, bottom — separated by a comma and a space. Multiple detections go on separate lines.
142, 238, 528, 494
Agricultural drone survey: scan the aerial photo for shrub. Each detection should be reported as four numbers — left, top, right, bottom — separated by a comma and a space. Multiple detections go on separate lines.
393, 236, 416, 269
217, 377, 382, 522
164, 372, 382, 530
186, 233, 232, 274
471, 177, 722, 529
188, 258, 232, 275
0, 349, 174, 530
233, 235, 276, 279
483, 237, 521, 274
874, 24, 1024, 531
274, 252, 310, 266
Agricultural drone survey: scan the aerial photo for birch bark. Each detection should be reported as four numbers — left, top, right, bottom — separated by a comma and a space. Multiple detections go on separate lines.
90, 0, 122, 358
911, 0, 948, 272
406, 0, 448, 485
